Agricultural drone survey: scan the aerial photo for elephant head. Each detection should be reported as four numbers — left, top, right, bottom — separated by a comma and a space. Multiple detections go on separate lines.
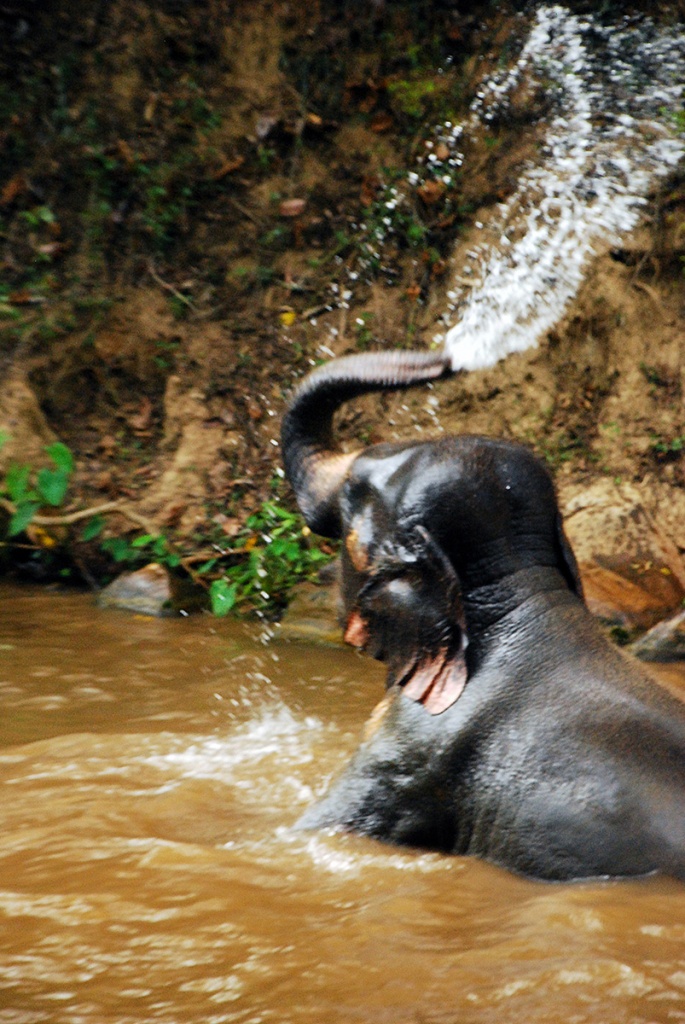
281, 350, 583, 715
280, 350, 451, 537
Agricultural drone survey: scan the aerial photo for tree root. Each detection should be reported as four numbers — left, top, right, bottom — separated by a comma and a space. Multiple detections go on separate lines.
0, 498, 157, 535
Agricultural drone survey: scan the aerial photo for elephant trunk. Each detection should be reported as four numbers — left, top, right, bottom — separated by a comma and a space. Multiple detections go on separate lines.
281, 350, 451, 536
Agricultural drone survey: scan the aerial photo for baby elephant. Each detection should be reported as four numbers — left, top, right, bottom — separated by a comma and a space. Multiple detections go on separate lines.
281, 350, 685, 882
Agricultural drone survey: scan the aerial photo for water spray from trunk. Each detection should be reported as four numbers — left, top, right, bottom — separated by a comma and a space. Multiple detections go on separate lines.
438, 5, 685, 372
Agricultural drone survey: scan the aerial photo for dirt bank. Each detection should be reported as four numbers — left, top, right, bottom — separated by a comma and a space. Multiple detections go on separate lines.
1, 0, 684, 628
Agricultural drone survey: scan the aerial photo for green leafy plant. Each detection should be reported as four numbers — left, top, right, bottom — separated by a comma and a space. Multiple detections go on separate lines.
649, 434, 685, 460
19, 205, 56, 229
661, 106, 685, 133
208, 500, 334, 617
0, 441, 74, 538
359, 176, 428, 276
36, 443, 74, 506
387, 76, 437, 121
99, 531, 181, 569
533, 429, 586, 470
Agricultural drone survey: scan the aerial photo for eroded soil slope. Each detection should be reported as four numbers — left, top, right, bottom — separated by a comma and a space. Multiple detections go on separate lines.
1, 0, 684, 625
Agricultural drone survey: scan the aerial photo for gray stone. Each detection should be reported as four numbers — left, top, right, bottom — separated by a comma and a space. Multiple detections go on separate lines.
277, 577, 343, 646
97, 563, 176, 616
630, 609, 685, 662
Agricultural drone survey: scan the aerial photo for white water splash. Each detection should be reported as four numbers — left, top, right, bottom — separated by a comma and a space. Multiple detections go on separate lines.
441, 5, 685, 372
142, 702, 323, 785
296, 832, 457, 877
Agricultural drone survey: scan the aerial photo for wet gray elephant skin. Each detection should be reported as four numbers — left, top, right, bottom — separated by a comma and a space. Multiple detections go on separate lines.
281, 350, 685, 882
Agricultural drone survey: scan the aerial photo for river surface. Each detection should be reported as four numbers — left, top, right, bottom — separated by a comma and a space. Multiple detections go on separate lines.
0, 582, 684, 1024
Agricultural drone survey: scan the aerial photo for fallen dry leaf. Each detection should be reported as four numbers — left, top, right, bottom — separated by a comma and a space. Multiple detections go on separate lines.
211, 156, 245, 180
245, 396, 263, 421
279, 198, 307, 218
436, 212, 457, 230
417, 180, 447, 206
212, 515, 242, 538
98, 435, 119, 459
360, 175, 381, 207
8, 290, 37, 305
370, 112, 393, 133
1, 173, 27, 206
94, 469, 115, 492
36, 242, 64, 259
163, 503, 187, 528
127, 397, 153, 432
26, 524, 58, 549
144, 93, 158, 122
116, 139, 136, 168
279, 309, 297, 327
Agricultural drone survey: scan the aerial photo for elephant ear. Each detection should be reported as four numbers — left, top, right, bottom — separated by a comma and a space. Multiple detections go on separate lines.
400, 639, 468, 716
555, 513, 585, 602
344, 523, 468, 715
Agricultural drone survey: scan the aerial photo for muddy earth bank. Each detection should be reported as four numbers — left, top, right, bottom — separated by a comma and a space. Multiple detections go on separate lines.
1, 0, 685, 644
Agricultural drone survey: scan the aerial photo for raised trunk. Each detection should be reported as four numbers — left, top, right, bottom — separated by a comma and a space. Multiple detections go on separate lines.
280, 350, 451, 536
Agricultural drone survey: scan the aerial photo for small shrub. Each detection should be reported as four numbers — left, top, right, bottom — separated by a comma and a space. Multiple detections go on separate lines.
0, 440, 74, 538
207, 500, 334, 617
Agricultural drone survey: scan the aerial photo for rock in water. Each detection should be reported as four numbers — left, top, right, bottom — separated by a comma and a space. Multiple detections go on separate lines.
630, 610, 685, 663
277, 566, 343, 645
97, 563, 175, 616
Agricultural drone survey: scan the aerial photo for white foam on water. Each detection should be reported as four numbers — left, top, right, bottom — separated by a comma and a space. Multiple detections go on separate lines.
441, 5, 685, 371
276, 830, 457, 877
1, 704, 325, 806
141, 702, 324, 785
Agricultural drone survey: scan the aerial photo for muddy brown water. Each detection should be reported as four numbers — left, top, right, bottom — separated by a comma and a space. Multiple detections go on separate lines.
0, 583, 684, 1024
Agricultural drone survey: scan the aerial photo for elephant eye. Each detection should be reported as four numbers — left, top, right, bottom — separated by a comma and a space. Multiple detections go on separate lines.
359, 573, 421, 615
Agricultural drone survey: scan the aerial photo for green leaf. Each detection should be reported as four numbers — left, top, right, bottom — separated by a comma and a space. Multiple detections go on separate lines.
45, 442, 74, 475
0, 431, 9, 452
80, 515, 105, 542
37, 467, 69, 507
196, 558, 217, 574
264, 502, 291, 521
152, 536, 168, 557
283, 541, 303, 562
210, 578, 238, 617
5, 463, 31, 503
102, 537, 132, 562
8, 501, 39, 537
131, 534, 154, 548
